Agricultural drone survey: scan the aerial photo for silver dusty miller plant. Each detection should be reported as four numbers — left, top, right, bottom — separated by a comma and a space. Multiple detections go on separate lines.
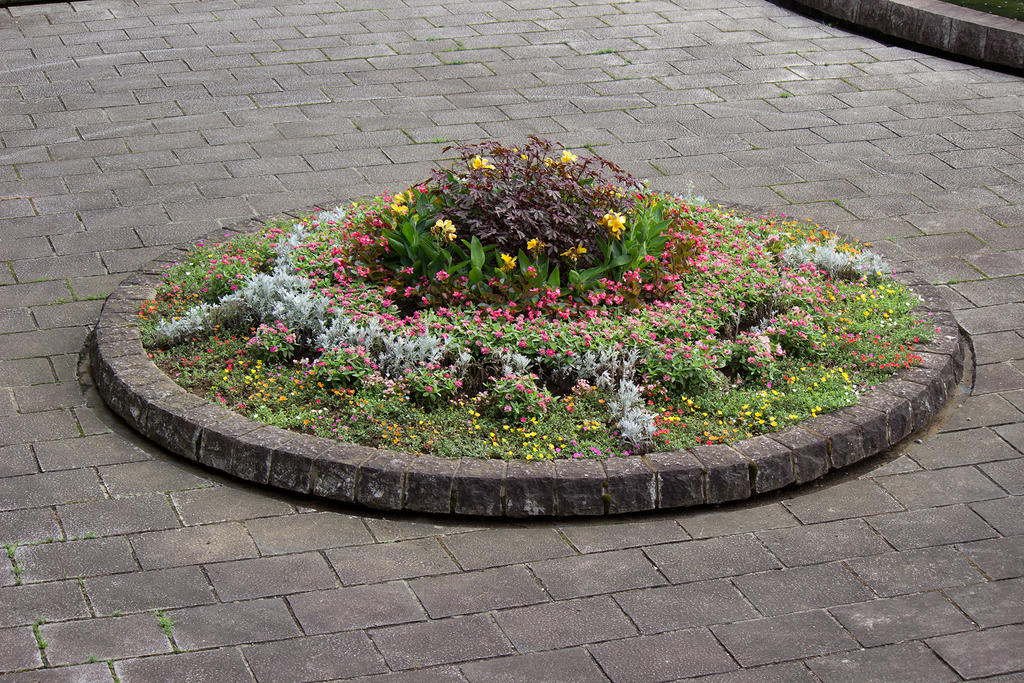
780, 238, 891, 282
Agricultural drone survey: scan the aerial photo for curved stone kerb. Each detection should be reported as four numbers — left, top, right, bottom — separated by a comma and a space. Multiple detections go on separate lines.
89, 236, 964, 517
780, 0, 1024, 72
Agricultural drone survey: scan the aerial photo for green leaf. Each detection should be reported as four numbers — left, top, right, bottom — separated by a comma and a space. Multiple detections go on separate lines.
548, 266, 560, 288
470, 237, 485, 271
401, 222, 418, 248
517, 249, 529, 275
468, 267, 483, 285
421, 239, 437, 261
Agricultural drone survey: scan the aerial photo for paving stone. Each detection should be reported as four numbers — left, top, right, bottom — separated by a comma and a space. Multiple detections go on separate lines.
846, 547, 985, 597
712, 610, 858, 667
361, 516, 482, 543
287, 582, 426, 634
493, 596, 637, 652
867, 504, 998, 550
0, 412, 81, 448
806, 641, 958, 683
529, 548, 666, 599
246, 511, 373, 554
876, 467, 1006, 510
96, 460, 213, 497
0, 625, 43, 672
677, 502, 799, 539
0, 558, 15, 587
169, 485, 294, 525
940, 394, 1024, 432
440, 528, 572, 571
972, 331, 1024, 364
0, 508, 63, 545
948, 577, 1024, 628
0, 663, 114, 683
829, 591, 974, 647
167, 598, 301, 650
928, 625, 1024, 680
326, 538, 459, 585
756, 518, 891, 566
16, 536, 138, 582
205, 552, 337, 601
589, 628, 738, 682
23, 432, 137, 475
115, 648, 255, 683
643, 534, 781, 583
40, 613, 172, 665
131, 522, 258, 569
676, 662, 819, 683
558, 518, 688, 553
0, 444, 38, 479
370, 614, 514, 670
613, 579, 758, 634
974, 362, 1024, 395
971, 495, 1024, 536
0, 581, 90, 628
782, 480, 903, 523
344, 666, 466, 683
994, 422, 1024, 455
733, 563, 875, 616
13, 382, 88, 414
243, 632, 388, 682
84, 566, 215, 616
958, 536, 1024, 580
409, 564, 549, 618
57, 494, 180, 538
902, 427, 1021, 470
460, 648, 608, 683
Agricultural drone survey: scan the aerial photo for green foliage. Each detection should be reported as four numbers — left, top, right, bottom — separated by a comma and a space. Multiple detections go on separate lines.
141, 140, 933, 460
429, 135, 642, 267
483, 371, 554, 419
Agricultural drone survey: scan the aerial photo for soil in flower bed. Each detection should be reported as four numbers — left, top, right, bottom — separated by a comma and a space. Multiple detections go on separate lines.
139, 138, 930, 461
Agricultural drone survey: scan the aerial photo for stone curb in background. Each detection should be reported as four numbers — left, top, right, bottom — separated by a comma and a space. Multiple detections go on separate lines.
89, 218, 965, 517
780, 0, 1024, 71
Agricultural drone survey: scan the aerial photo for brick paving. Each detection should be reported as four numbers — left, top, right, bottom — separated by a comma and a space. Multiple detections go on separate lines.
1, 0, 1022, 680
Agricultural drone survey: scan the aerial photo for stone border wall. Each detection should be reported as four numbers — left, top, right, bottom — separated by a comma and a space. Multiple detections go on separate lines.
89, 218, 964, 517
780, 0, 1024, 71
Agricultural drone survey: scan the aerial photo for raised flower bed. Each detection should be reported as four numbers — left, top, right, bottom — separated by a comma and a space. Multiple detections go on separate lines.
91, 138, 964, 516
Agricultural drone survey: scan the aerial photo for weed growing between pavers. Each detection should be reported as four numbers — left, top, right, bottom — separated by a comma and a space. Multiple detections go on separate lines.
139, 138, 930, 461
154, 610, 180, 653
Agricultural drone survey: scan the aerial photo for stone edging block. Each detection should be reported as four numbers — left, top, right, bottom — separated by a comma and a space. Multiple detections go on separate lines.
89, 219, 964, 517
782, 0, 1024, 72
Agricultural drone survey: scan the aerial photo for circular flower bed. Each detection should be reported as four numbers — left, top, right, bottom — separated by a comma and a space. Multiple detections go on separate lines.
137, 138, 933, 466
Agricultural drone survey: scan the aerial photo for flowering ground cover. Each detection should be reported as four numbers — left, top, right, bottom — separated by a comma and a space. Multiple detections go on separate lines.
139, 138, 929, 461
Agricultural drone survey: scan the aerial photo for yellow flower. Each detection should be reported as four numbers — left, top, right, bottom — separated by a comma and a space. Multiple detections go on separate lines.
390, 203, 409, 216
391, 193, 407, 204
599, 211, 626, 239
470, 155, 495, 171
499, 253, 517, 271
561, 244, 587, 262
559, 150, 578, 164
526, 238, 543, 253
432, 219, 456, 242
